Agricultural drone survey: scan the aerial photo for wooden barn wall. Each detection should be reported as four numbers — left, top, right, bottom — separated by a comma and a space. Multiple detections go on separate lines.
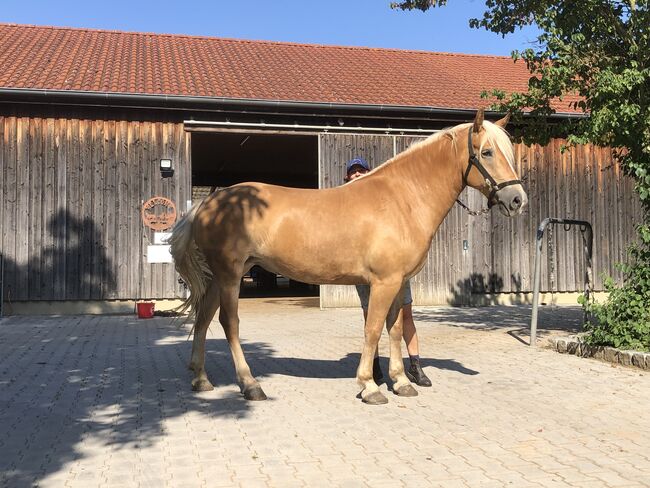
318, 133, 395, 308
319, 133, 642, 307
0, 113, 191, 301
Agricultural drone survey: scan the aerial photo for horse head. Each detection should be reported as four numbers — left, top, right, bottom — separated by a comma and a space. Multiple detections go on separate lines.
461, 109, 528, 217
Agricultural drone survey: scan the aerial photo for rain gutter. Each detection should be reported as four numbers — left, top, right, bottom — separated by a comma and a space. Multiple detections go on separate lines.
0, 88, 584, 120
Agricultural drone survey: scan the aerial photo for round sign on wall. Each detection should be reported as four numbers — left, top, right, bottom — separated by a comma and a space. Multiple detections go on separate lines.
142, 197, 177, 231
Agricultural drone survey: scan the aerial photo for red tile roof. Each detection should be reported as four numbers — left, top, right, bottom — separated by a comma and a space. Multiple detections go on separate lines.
0, 23, 577, 113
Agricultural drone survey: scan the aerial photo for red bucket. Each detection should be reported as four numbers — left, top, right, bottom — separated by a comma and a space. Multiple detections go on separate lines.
136, 302, 155, 319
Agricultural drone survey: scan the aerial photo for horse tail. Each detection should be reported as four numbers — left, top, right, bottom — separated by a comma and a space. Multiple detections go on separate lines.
169, 203, 213, 317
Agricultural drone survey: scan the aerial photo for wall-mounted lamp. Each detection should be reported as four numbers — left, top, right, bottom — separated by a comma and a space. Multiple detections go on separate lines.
160, 158, 174, 178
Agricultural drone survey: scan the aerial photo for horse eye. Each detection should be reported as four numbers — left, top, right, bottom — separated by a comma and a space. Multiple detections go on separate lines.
481, 149, 493, 158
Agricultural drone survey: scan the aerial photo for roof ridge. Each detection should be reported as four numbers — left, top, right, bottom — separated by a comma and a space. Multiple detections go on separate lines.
0, 22, 515, 59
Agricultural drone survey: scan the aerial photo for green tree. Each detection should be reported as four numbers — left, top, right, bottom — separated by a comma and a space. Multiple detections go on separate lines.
391, 1, 650, 350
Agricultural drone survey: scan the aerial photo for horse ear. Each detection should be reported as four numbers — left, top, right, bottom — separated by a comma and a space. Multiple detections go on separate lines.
495, 112, 510, 128
473, 108, 484, 133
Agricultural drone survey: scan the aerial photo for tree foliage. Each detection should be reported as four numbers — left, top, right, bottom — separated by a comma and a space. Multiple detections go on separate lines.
392, 1, 650, 350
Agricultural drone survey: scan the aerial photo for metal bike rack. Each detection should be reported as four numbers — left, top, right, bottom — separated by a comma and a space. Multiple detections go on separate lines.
530, 218, 593, 346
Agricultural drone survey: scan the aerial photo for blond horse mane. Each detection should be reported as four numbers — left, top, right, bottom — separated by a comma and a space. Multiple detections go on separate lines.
346, 120, 515, 184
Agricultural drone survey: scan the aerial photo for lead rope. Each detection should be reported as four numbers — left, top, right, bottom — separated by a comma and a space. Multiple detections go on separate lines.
455, 198, 491, 216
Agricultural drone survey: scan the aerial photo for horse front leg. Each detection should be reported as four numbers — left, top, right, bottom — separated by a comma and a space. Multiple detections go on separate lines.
357, 280, 402, 405
385, 293, 418, 397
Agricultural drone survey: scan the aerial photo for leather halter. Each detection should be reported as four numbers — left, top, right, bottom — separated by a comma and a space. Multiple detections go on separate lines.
463, 127, 522, 207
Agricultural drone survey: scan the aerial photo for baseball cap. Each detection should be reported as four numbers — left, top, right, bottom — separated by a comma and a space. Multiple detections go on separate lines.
346, 157, 370, 173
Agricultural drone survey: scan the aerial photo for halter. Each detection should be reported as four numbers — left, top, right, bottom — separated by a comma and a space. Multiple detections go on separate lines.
462, 127, 522, 207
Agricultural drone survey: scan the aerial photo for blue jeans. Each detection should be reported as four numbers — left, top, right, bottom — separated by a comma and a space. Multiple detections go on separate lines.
355, 280, 413, 310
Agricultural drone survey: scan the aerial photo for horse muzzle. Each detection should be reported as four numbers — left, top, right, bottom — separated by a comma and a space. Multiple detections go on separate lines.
490, 185, 528, 217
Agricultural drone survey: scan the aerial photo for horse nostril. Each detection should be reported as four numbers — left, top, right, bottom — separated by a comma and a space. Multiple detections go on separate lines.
511, 196, 522, 210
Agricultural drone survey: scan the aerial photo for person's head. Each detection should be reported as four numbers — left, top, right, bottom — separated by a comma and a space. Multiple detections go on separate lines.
344, 157, 370, 182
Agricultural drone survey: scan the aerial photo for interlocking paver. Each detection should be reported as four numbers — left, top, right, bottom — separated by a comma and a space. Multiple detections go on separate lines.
1, 302, 649, 488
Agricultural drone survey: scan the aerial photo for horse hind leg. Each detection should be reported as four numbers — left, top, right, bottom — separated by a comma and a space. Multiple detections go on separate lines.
189, 279, 221, 391
219, 275, 267, 401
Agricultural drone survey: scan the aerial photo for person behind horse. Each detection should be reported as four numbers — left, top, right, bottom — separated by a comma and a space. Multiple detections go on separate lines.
344, 157, 432, 388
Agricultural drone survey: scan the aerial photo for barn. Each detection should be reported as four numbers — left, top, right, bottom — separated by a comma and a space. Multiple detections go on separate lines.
0, 23, 642, 314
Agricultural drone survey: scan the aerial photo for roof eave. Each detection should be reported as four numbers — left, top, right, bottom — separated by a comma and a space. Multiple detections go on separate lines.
0, 87, 584, 119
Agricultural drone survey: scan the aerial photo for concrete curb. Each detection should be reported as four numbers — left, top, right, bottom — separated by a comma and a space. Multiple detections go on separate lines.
548, 335, 650, 370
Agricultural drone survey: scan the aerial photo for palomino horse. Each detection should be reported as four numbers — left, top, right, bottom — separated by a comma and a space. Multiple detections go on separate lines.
170, 110, 527, 405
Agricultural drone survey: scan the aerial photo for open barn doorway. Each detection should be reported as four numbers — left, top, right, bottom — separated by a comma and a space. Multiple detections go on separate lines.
189, 130, 320, 298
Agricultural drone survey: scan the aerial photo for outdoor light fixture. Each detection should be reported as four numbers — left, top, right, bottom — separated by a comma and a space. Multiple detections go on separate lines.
160, 158, 174, 178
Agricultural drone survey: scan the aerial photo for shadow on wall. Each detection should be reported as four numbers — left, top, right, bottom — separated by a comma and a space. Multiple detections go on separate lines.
0, 186, 278, 309
448, 272, 532, 306
1, 210, 116, 309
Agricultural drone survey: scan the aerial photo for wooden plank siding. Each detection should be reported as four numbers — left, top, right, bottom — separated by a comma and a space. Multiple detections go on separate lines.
318, 133, 395, 308
15, 118, 30, 300
0, 113, 190, 302
4, 117, 18, 299
0, 116, 641, 305
318, 133, 642, 307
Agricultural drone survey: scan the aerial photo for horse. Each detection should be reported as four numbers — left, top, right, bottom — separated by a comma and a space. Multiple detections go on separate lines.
169, 109, 527, 405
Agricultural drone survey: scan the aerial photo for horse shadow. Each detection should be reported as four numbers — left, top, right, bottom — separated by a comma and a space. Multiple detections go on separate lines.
203, 339, 479, 383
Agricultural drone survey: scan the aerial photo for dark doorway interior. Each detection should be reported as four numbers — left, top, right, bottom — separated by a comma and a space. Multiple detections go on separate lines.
190, 131, 319, 298
191, 131, 318, 188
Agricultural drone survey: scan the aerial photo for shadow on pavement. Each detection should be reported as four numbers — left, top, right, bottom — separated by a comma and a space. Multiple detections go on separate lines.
413, 305, 584, 347
0, 305, 580, 487
205, 343, 479, 381
257, 297, 320, 308
414, 305, 583, 333
0, 318, 265, 488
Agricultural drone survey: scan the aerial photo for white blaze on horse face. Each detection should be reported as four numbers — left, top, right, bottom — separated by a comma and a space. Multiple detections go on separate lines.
481, 122, 528, 215
465, 120, 527, 215
481, 121, 516, 176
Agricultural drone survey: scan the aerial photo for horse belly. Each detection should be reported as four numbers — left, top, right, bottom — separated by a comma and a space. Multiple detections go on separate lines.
255, 244, 364, 285
282, 265, 363, 286
252, 222, 366, 285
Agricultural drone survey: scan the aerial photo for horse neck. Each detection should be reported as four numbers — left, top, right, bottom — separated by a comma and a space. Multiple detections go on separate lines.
378, 133, 465, 230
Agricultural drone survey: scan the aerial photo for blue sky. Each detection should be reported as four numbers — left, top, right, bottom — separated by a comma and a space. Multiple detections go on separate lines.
2, 0, 540, 56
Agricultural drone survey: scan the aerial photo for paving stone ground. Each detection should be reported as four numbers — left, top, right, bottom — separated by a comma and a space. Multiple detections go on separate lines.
1, 299, 649, 488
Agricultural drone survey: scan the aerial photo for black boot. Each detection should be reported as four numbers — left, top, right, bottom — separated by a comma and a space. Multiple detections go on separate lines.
406, 360, 432, 387
373, 357, 384, 385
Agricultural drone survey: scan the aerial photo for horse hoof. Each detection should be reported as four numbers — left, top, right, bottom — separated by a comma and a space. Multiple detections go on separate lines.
362, 390, 388, 405
244, 385, 267, 401
394, 384, 418, 397
192, 378, 214, 392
